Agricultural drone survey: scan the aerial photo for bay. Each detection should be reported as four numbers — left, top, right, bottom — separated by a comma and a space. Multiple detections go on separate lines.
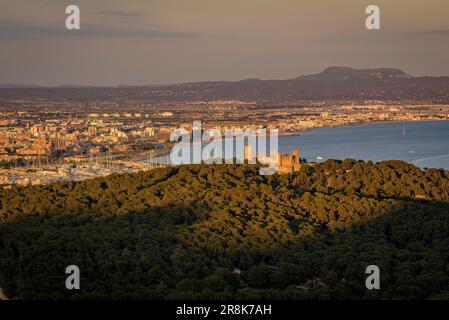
279, 120, 449, 169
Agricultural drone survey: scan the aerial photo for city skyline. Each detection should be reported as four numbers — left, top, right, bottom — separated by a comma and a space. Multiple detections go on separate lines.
1, 0, 449, 86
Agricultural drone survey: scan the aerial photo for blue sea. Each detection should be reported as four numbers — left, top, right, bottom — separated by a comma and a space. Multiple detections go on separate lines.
279, 121, 449, 170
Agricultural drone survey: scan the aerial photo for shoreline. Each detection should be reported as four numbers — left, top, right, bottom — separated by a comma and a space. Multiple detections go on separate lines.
282, 118, 449, 135
278, 118, 449, 170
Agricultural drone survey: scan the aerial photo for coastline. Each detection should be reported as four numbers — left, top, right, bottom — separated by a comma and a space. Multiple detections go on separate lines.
278, 132, 301, 137
278, 118, 449, 170
281, 118, 449, 135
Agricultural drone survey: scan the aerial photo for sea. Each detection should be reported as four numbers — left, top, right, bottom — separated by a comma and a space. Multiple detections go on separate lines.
279, 120, 449, 170
151, 121, 449, 170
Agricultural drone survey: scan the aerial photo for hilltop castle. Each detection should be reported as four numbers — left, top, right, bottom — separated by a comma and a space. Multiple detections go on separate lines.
244, 145, 302, 174
277, 149, 302, 174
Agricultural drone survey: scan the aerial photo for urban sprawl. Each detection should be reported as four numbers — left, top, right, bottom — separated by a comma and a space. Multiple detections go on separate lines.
1, 98, 449, 186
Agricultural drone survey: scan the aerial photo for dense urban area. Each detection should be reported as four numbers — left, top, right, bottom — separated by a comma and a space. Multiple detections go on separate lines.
1, 96, 449, 185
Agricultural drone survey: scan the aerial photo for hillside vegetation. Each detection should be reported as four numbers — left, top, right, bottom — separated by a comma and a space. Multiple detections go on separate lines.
1, 159, 449, 299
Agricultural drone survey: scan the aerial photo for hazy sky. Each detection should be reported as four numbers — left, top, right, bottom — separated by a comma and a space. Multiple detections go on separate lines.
1, 0, 449, 86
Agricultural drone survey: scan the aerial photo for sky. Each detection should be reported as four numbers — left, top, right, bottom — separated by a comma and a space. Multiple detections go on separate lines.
1, 0, 449, 86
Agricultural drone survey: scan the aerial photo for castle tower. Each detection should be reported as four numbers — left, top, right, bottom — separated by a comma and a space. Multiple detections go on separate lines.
293, 149, 300, 164
245, 145, 254, 161
276, 149, 302, 174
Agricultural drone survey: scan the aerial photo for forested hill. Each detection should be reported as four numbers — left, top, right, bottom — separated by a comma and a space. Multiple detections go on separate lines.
1, 160, 449, 299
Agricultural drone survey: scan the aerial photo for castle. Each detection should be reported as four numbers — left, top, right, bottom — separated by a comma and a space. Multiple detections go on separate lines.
244, 145, 302, 174
277, 149, 302, 174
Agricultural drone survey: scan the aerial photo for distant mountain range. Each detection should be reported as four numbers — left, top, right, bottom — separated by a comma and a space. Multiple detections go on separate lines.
292, 66, 412, 82
1, 67, 449, 102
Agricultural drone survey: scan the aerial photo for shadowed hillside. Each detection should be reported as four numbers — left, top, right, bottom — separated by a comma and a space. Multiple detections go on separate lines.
1, 161, 449, 299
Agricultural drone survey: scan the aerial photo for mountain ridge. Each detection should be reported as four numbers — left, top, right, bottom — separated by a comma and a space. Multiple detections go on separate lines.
292, 66, 413, 82
0, 66, 433, 88
2, 67, 449, 102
